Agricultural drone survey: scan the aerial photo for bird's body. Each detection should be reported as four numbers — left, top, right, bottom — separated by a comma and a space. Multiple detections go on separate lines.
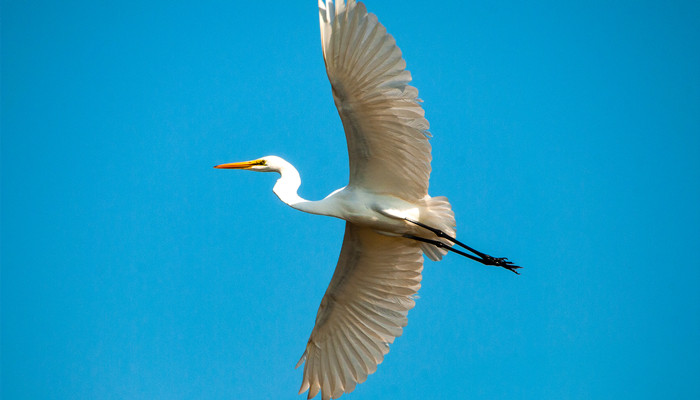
294, 186, 422, 234
294, 187, 456, 261
215, 1, 519, 399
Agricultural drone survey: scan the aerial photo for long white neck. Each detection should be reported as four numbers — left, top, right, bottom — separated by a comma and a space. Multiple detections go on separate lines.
271, 160, 334, 216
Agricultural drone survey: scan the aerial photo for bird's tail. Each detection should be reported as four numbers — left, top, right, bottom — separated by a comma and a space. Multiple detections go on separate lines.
419, 196, 456, 261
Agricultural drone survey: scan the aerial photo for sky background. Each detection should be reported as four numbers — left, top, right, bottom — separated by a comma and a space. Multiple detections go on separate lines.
3, 0, 700, 399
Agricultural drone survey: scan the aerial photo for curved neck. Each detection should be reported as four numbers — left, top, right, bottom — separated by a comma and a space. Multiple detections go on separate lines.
272, 161, 333, 216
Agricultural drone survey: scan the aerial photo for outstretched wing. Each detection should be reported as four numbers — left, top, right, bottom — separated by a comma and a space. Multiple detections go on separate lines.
296, 223, 423, 400
319, 0, 432, 201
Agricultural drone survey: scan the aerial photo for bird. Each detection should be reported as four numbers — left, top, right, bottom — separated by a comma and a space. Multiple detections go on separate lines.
215, 1, 520, 399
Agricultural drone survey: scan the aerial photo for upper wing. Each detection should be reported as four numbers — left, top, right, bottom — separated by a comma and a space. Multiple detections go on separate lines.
296, 222, 424, 400
319, 0, 432, 201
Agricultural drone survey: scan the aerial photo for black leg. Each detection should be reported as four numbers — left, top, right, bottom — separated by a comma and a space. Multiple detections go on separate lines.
404, 218, 521, 274
404, 234, 491, 264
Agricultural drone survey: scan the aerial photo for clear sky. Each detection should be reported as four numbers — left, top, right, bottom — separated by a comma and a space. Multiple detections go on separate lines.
2, 0, 699, 399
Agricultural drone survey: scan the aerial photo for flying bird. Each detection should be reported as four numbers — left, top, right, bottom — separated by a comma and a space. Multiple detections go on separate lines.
215, 0, 520, 398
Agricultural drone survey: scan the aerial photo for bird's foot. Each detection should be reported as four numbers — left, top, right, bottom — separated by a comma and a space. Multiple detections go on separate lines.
482, 256, 522, 275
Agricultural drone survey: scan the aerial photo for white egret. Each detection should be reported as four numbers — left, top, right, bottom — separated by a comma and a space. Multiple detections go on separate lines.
215, 1, 520, 398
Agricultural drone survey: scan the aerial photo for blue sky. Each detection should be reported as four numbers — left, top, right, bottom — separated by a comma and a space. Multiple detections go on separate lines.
2, 0, 699, 399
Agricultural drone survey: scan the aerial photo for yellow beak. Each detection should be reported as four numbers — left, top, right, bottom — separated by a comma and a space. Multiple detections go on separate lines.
213, 159, 263, 169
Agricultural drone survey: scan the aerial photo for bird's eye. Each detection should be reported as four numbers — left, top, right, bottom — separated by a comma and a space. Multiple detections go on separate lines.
254, 160, 267, 166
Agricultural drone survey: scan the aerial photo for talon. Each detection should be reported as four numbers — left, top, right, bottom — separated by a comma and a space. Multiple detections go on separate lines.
483, 256, 521, 274
505, 265, 522, 275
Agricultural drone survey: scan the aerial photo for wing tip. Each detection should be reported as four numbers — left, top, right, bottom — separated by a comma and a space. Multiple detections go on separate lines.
295, 351, 308, 369
298, 379, 311, 396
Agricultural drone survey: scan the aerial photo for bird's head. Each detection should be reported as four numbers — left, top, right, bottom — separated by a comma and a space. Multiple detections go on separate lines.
214, 155, 287, 173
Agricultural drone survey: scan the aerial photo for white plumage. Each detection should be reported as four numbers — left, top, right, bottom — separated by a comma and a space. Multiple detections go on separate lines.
215, 1, 519, 399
